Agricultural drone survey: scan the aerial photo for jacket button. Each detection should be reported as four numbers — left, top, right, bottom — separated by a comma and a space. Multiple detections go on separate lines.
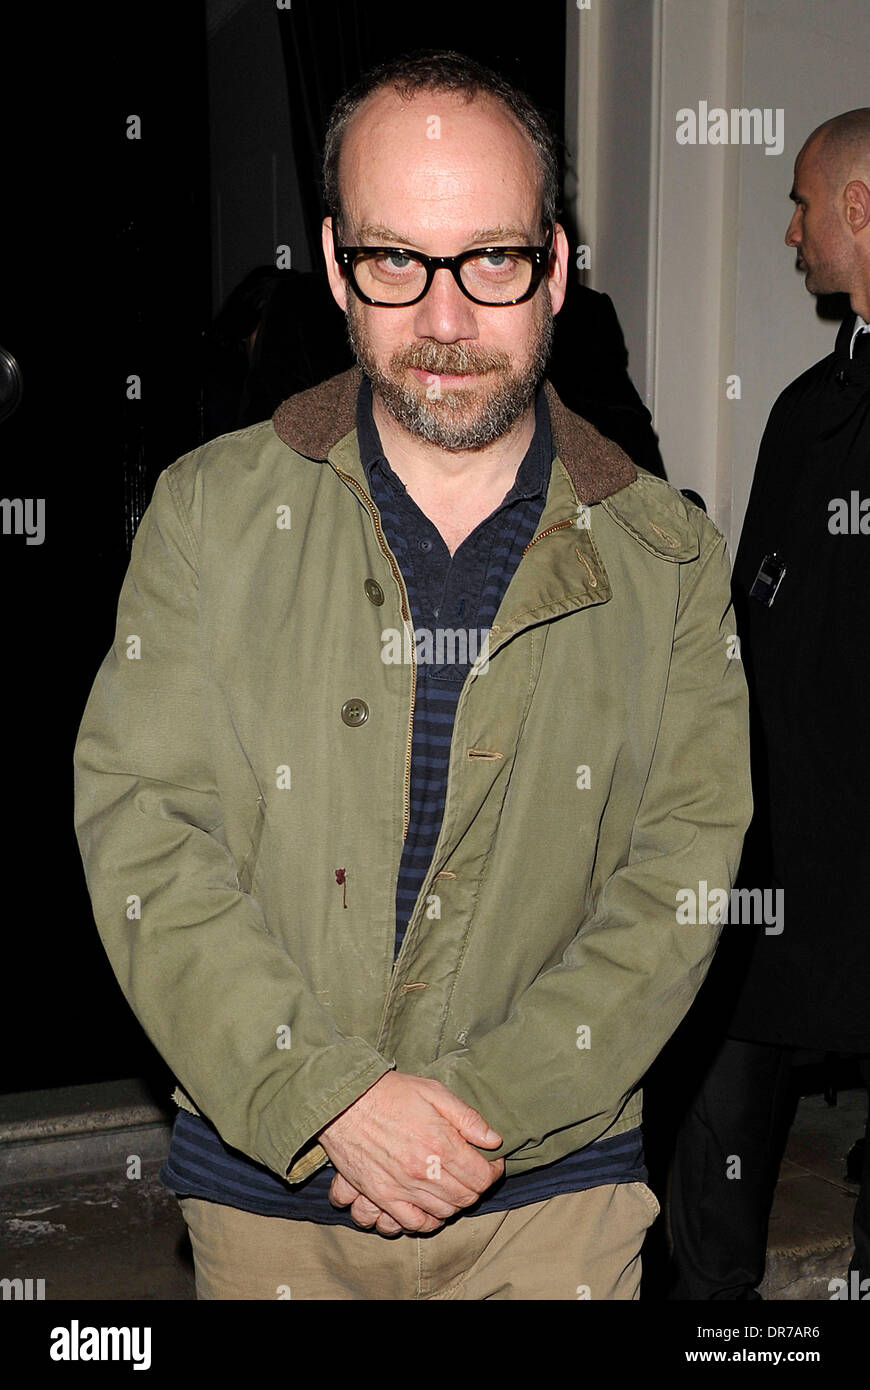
341, 698, 369, 727
364, 578, 384, 605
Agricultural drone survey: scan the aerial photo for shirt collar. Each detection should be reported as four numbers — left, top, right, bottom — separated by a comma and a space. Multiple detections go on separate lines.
355, 374, 552, 501
849, 313, 870, 359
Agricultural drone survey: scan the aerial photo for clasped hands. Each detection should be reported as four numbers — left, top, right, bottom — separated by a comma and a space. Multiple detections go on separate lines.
317, 1070, 504, 1236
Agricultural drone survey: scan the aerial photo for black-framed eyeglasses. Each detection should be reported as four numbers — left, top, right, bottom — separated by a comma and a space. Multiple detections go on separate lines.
333, 225, 554, 307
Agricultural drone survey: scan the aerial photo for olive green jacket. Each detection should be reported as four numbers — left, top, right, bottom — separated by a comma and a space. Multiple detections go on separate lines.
73, 367, 752, 1184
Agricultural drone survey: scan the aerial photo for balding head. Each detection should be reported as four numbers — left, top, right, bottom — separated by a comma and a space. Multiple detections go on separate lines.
786, 109, 870, 316
322, 50, 559, 241
802, 108, 870, 193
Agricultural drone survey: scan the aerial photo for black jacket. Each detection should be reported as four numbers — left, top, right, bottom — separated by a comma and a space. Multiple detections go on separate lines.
720, 313, 870, 1051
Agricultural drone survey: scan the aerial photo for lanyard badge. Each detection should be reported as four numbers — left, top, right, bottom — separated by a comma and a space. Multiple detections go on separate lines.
749, 553, 786, 607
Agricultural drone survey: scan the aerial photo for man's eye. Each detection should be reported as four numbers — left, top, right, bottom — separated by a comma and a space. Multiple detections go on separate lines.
380, 253, 413, 270
482, 252, 508, 267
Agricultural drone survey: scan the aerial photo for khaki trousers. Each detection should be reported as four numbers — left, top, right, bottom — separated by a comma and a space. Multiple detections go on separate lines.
179, 1180, 660, 1301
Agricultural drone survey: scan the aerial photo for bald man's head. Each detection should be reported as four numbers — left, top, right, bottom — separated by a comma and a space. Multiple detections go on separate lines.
785, 109, 870, 315
802, 108, 870, 194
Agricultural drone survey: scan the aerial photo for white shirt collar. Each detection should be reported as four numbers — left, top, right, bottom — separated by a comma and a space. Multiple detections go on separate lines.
849, 314, 870, 358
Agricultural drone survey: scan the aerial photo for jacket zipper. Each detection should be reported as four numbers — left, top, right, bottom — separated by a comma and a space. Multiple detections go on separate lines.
333, 467, 416, 841
523, 517, 577, 554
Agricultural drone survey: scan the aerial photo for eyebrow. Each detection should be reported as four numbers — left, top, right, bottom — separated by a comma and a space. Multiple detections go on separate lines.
354, 223, 536, 246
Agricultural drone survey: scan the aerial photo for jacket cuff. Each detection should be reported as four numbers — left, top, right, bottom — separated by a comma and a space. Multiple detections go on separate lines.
255, 1048, 395, 1184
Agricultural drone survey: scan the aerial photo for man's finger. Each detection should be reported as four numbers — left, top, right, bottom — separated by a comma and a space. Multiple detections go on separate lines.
349, 1194, 385, 1228
329, 1173, 361, 1208
388, 1200, 445, 1234
426, 1085, 502, 1149
374, 1212, 404, 1236
452, 1104, 502, 1149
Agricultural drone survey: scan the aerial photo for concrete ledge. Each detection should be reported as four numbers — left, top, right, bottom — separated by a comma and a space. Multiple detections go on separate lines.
0, 1079, 172, 1144
0, 1080, 174, 1188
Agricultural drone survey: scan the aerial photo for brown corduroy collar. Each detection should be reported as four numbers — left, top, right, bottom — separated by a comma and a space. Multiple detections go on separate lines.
271, 366, 636, 504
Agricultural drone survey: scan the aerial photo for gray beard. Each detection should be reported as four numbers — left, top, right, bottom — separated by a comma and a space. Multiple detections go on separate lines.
345, 296, 554, 451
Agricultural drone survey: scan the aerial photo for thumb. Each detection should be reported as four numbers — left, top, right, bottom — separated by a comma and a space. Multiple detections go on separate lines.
433, 1090, 502, 1148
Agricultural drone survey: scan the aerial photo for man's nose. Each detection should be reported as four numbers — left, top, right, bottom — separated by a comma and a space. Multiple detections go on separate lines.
784, 209, 801, 247
411, 265, 479, 342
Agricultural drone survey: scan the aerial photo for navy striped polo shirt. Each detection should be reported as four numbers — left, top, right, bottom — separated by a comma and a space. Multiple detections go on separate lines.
159, 377, 645, 1224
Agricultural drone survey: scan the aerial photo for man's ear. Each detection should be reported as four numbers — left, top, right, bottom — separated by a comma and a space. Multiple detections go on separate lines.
321, 216, 349, 311
546, 222, 571, 317
844, 180, 870, 236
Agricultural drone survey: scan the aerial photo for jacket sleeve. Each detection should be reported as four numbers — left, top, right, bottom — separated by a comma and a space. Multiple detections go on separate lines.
416, 522, 752, 1163
73, 463, 392, 1183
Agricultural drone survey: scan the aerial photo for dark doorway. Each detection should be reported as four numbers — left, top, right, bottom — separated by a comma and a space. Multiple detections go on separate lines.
4, 1, 570, 1095
3, 3, 210, 1095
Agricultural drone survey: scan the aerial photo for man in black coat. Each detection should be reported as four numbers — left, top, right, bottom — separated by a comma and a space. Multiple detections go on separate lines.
668, 108, 870, 1300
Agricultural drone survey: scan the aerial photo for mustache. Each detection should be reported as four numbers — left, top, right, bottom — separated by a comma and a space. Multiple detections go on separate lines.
391, 342, 512, 375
